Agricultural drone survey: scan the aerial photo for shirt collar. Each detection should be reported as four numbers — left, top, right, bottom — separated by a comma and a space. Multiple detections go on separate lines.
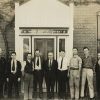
12, 59, 16, 62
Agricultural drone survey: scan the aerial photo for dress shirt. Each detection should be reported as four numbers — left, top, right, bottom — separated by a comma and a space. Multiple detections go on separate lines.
49, 59, 52, 67
11, 60, 17, 73
98, 60, 100, 66
58, 57, 68, 71
35, 57, 41, 70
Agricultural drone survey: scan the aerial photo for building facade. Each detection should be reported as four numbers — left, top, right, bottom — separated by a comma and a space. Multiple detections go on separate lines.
15, 0, 74, 63
0, 0, 100, 59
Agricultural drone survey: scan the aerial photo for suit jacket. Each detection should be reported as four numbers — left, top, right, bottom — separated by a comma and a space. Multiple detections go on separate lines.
95, 61, 100, 79
32, 57, 44, 70
24, 60, 33, 74
0, 57, 6, 77
6, 59, 22, 78
44, 59, 58, 78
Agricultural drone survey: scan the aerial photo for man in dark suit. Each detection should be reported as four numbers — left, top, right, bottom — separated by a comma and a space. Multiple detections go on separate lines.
6, 52, 22, 98
0, 48, 6, 98
95, 53, 100, 98
33, 49, 44, 98
44, 52, 58, 99
24, 53, 34, 100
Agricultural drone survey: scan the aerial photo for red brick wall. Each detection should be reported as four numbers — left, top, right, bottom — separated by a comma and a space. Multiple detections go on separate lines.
74, 3, 100, 58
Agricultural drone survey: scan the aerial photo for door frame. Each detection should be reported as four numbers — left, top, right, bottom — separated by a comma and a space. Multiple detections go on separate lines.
32, 36, 56, 59
57, 36, 67, 59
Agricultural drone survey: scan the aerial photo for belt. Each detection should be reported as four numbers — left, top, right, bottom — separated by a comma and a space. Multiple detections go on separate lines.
58, 69, 68, 72
34, 69, 41, 71
83, 67, 93, 69
70, 67, 79, 70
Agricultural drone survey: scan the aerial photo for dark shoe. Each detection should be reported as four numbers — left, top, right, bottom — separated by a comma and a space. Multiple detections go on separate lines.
15, 94, 19, 98
80, 97, 85, 100
58, 92, 63, 99
8, 95, 12, 98
0, 95, 4, 99
90, 97, 95, 100
51, 93, 54, 99
33, 92, 37, 98
47, 93, 50, 99
39, 93, 43, 98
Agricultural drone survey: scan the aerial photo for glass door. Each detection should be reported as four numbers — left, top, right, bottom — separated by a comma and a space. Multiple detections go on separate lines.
34, 38, 54, 60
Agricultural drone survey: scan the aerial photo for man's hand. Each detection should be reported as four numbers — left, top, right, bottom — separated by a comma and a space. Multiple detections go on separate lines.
67, 70, 70, 77
7, 78, 9, 82
18, 78, 21, 82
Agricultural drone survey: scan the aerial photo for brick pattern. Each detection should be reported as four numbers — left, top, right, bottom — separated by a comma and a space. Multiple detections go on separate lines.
73, 4, 100, 95
0, 31, 6, 56
74, 3, 100, 58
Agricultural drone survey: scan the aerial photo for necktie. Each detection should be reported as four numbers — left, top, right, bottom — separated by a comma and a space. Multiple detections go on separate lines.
49, 60, 52, 70
12, 60, 15, 71
50, 60, 52, 67
37, 58, 39, 66
60, 58, 63, 69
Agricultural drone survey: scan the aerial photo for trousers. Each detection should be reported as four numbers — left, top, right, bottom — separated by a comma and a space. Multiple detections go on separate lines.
24, 73, 33, 100
70, 70, 80, 99
81, 68, 94, 98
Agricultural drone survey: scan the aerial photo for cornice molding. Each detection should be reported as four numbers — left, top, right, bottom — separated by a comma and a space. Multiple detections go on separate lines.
59, 0, 100, 6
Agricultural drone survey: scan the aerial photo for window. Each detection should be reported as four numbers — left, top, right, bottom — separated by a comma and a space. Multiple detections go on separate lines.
59, 39, 65, 52
23, 38, 30, 61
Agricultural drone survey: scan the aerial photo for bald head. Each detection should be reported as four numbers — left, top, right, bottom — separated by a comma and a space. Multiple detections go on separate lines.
48, 52, 53, 60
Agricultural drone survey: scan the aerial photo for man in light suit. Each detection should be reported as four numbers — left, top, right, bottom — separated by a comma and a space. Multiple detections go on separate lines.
6, 52, 22, 98
69, 48, 82, 100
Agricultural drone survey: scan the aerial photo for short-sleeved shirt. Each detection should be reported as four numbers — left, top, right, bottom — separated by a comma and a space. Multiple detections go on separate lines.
70, 55, 82, 68
82, 55, 95, 68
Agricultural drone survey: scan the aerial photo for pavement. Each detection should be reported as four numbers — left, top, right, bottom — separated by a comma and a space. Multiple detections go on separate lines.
0, 93, 99, 100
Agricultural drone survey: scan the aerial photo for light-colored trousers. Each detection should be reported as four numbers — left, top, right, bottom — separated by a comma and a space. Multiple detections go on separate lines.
24, 73, 33, 100
69, 70, 80, 99
81, 68, 94, 98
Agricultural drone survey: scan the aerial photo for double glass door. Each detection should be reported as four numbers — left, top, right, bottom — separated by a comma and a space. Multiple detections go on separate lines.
34, 38, 54, 60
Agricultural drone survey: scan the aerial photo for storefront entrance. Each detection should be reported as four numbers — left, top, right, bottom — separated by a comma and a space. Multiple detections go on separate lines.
34, 38, 54, 60
23, 36, 67, 61
32, 36, 56, 60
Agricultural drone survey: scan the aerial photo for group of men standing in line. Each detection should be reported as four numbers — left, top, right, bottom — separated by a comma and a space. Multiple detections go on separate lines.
0, 47, 100, 100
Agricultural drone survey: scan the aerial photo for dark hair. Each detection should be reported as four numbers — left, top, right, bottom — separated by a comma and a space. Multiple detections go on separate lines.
59, 50, 65, 52
27, 53, 32, 56
35, 49, 40, 52
83, 47, 89, 50
48, 51, 53, 54
11, 52, 16, 55
73, 47, 78, 50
